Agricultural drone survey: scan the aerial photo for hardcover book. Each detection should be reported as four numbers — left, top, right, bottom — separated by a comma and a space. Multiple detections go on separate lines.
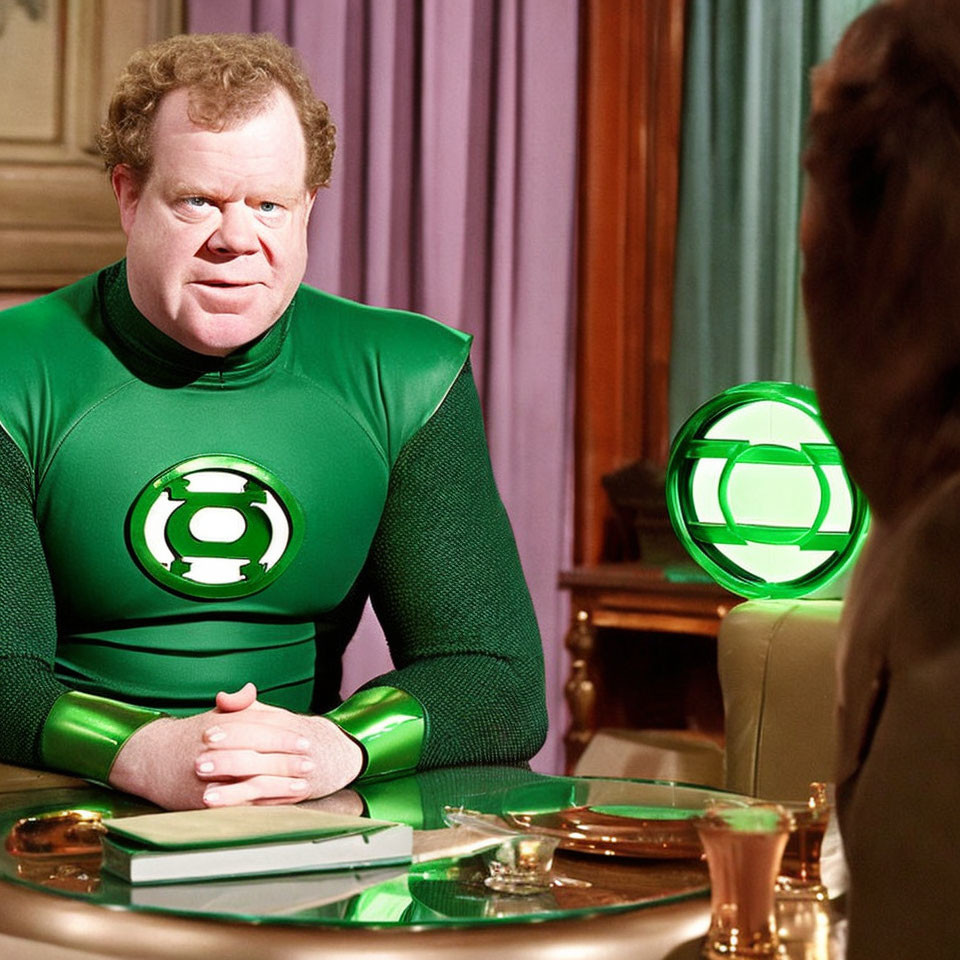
101, 806, 413, 885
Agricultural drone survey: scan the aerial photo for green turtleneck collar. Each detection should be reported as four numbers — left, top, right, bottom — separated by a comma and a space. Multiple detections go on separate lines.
99, 260, 293, 387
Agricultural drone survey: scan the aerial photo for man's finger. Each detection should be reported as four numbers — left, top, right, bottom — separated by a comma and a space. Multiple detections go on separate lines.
194, 749, 316, 781
202, 721, 312, 755
202, 775, 310, 807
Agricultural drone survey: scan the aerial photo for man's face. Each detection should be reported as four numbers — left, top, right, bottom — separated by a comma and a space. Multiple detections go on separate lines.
112, 86, 316, 356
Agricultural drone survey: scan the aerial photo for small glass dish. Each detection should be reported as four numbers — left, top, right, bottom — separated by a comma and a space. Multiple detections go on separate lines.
482, 834, 560, 895
441, 805, 559, 895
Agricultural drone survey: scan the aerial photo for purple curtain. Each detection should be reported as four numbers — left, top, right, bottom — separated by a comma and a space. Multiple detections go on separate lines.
188, 0, 578, 774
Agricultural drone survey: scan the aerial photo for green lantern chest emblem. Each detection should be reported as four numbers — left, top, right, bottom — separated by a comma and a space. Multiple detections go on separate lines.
128, 455, 305, 600
666, 382, 869, 599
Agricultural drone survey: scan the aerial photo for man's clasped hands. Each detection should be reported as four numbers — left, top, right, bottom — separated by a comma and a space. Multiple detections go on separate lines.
108, 682, 363, 810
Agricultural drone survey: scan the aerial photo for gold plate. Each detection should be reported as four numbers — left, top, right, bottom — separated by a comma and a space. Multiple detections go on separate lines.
504, 804, 703, 859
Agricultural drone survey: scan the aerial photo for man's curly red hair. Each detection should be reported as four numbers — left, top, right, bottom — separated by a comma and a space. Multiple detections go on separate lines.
96, 32, 335, 191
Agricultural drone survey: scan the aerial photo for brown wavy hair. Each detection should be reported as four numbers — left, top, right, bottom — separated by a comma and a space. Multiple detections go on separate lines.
802, 0, 960, 516
96, 33, 335, 190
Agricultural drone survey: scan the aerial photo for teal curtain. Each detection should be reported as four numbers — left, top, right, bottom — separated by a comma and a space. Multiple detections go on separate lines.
669, 0, 874, 437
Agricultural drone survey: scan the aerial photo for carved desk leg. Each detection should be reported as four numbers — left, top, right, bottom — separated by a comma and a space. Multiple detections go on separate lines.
564, 608, 598, 774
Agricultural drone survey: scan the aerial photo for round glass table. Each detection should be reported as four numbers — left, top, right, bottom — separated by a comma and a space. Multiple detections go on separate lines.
0, 763, 733, 959
0, 763, 842, 959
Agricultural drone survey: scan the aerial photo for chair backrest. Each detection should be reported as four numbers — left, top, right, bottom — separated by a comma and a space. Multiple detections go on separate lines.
718, 598, 842, 801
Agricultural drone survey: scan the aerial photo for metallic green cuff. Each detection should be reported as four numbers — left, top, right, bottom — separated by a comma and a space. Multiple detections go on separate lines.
325, 686, 424, 783
41, 691, 166, 783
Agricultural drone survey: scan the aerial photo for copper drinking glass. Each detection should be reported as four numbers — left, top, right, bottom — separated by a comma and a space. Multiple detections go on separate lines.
776, 782, 831, 900
694, 802, 793, 959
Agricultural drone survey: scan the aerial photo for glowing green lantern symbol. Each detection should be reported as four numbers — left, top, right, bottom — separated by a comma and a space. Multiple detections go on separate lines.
665, 382, 869, 598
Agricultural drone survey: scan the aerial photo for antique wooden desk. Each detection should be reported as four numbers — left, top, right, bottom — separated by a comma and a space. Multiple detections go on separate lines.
559, 564, 742, 772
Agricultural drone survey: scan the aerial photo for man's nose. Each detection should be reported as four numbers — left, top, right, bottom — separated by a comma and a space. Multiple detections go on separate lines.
208, 204, 259, 255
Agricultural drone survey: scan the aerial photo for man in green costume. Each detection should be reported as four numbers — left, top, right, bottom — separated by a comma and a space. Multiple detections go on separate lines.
0, 33, 546, 809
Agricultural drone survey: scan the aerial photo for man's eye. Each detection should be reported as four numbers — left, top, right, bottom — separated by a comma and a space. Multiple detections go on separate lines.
259, 201, 279, 213
184, 197, 210, 208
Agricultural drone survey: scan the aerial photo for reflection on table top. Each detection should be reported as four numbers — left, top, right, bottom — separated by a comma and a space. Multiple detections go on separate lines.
0, 762, 845, 960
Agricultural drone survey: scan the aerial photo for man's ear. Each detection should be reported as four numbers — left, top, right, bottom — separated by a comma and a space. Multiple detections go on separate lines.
111, 164, 141, 236
304, 188, 318, 227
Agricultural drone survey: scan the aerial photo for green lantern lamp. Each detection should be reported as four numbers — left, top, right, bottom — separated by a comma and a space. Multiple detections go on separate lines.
665, 382, 869, 599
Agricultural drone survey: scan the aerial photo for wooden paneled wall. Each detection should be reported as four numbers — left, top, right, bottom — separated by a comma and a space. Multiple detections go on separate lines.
0, 0, 182, 291
574, 0, 687, 565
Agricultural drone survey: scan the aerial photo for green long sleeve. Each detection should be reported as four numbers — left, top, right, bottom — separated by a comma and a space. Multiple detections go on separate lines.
0, 425, 68, 765
0, 428, 164, 777
359, 362, 548, 768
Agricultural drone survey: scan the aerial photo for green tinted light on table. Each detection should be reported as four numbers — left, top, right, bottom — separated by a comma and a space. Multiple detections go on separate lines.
588, 805, 701, 820
666, 382, 869, 599
699, 805, 788, 833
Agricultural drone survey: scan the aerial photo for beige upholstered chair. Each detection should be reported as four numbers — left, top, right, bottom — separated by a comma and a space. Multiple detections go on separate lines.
573, 727, 724, 788
571, 598, 842, 799
717, 598, 842, 801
